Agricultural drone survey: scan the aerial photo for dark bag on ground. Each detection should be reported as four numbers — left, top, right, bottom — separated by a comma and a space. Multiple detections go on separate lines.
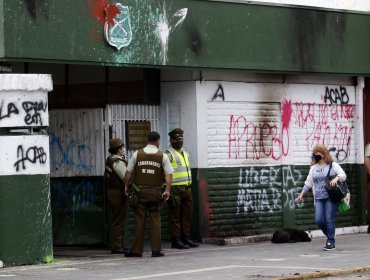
325, 163, 349, 203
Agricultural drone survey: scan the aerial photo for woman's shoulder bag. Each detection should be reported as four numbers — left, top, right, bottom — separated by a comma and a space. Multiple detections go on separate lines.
325, 162, 349, 203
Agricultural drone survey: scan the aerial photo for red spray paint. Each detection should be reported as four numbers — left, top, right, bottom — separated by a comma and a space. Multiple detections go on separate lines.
88, 0, 120, 27
281, 99, 292, 156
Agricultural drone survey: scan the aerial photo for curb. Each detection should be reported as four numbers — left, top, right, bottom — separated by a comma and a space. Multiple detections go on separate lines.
272, 266, 370, 280
202, 225, 368, 246
307, 225, 368, 239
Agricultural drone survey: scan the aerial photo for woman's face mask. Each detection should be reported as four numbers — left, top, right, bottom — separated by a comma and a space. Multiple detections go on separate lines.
313, 153, 322, 162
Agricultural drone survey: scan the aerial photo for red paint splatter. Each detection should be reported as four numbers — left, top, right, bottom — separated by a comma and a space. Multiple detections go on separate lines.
87, 0, 109, 26
281, 99, 292, 129
105, 4, 120, 27
88, 0, 120, 27
87, 0, 120, 41
198, 172, 211, 238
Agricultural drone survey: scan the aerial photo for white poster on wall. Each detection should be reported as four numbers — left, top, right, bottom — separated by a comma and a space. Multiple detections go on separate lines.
0, 91, 49, 127
0, 135, 50, 175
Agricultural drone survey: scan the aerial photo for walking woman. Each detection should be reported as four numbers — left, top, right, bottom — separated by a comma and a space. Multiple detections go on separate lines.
296, 144, 346, 251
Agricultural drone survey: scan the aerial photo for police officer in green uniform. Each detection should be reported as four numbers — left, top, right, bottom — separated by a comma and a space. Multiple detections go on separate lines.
124, 131, 173, 257
105, 138, 129, 254
166, 128, 199, 249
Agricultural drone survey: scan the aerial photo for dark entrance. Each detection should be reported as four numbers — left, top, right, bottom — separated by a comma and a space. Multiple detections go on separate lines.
363, 77, 370, 222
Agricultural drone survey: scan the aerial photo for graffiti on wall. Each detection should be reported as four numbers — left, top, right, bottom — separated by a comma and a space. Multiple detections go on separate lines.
293, 102, 354, 161
0, 136, 50, 175
226, 86, 354, 162
228, 114, 283, 160
14, 145, 47, 172
237, 165, 302, 214
211, 84, 225, 101
324, 86, 349, 105
49, 133, 97, 175
0, 98, 48, 127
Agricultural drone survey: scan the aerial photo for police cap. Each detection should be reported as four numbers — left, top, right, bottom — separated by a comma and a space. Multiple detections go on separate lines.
109, 138, 123, 149
168, 128, 184, 140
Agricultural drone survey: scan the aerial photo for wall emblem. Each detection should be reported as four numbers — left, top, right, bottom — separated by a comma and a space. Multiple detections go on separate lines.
104, 3, 132, 50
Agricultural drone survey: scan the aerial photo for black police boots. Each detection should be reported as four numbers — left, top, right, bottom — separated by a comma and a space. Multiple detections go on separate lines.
152, 251, 165, 257
171, 238, 189, 249
183, 237, 199, 248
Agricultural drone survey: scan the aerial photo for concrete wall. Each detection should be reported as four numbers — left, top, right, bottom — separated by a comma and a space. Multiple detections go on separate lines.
0, 74, 53, 266
160, 82, 198, 166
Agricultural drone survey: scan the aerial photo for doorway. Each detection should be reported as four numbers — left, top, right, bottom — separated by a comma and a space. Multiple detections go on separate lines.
363, 77, 370, 221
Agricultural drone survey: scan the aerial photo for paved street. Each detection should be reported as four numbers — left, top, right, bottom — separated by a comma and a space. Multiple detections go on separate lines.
1, 233, 370, 280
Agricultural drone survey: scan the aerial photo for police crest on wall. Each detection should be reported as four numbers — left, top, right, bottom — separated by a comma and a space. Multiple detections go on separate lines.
104, 3, 132, 50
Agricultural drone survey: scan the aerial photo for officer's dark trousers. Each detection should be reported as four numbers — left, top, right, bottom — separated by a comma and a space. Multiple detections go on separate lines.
168, 186, 193, 238
107, 188, 129, 250
131, 187, 162, 254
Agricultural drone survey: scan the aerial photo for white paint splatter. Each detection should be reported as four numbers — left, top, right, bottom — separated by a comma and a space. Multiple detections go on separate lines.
155, 3, 187, 65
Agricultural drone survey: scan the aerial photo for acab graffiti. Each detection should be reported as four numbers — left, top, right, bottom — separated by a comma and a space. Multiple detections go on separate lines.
236, 165, 302, 214
14, 145, 47, 171
0, 136, 49, 175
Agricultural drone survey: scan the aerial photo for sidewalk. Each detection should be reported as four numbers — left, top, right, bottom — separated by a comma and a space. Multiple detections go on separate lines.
1, 227, 370, 280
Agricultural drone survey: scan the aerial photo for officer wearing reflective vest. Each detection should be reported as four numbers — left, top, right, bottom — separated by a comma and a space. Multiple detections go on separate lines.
166, 128, 199, 249
105, 138, 129, 254
124, 131, 173, 257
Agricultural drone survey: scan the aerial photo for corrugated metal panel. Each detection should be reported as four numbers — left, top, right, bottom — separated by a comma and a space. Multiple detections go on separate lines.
106, 104, 159, 159
49, 109, 105, 177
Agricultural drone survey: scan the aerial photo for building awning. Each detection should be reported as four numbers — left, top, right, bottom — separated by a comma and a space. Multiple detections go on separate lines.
1, 0, 369, 75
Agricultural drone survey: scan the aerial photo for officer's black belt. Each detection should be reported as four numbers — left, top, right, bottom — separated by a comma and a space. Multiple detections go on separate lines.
138, 185, 161, 189
172, 185, 191, 190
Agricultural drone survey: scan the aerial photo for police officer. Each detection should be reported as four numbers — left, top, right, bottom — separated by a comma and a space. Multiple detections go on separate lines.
124, 131, 173, 257
166, 128, 199, 249
105, 138, 129, 254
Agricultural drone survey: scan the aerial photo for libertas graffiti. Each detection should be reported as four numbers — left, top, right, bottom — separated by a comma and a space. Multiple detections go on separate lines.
236, 165, 303, 214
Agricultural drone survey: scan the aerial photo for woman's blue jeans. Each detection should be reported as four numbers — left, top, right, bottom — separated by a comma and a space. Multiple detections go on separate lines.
315, 198, 338, 245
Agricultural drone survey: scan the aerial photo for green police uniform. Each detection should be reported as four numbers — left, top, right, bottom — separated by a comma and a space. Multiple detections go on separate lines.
166, 128, 199, 249
128, 146, 169, 255
166, 147, 193, 237
105, 154, 129, 253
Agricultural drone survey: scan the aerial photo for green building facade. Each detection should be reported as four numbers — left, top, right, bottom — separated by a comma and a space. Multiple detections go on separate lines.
0, 0, 369, 265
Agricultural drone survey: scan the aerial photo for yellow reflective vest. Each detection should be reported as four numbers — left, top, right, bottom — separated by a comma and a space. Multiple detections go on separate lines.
166, 146, 192, 186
